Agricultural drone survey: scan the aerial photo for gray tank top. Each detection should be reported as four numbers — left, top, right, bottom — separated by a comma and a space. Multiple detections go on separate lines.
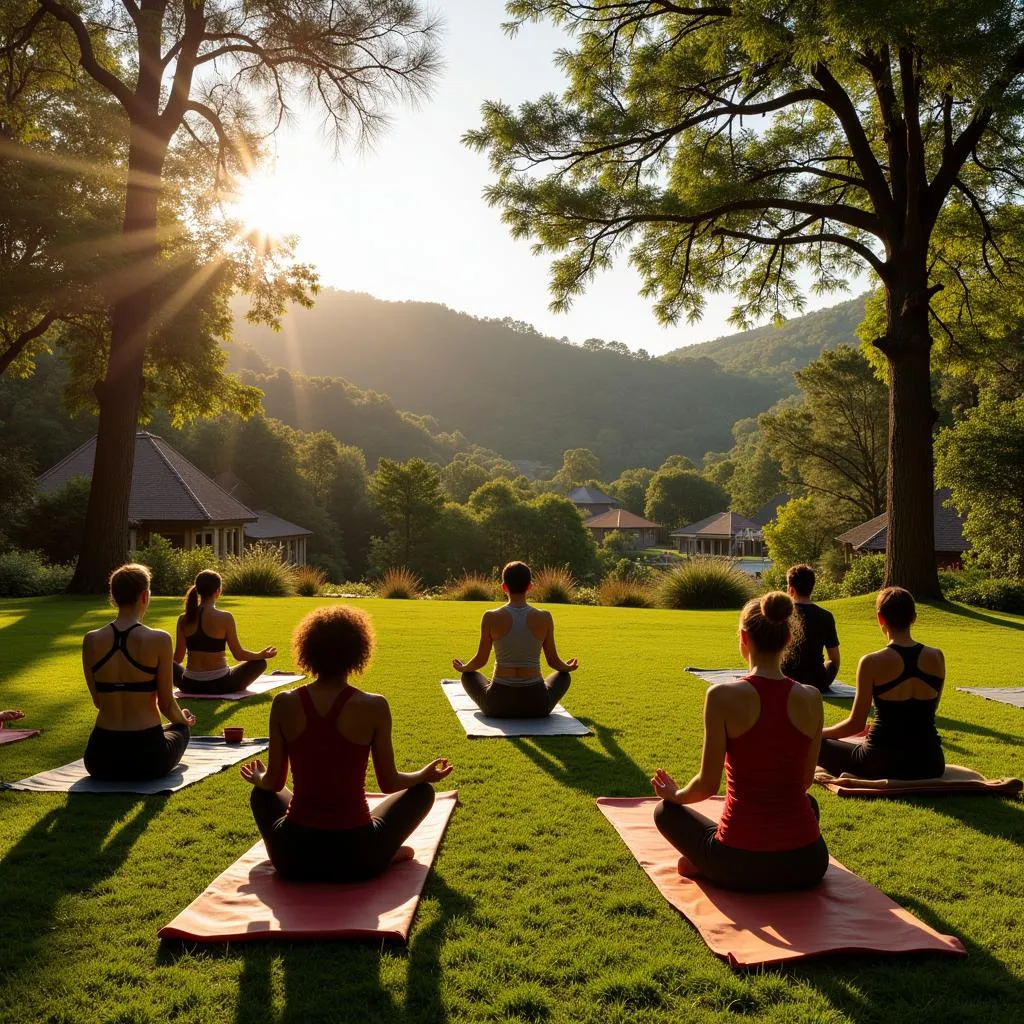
492, 604, 542, 670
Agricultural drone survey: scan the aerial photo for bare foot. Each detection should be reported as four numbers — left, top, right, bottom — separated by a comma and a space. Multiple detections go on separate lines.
677, 856, 701, 878
390, 845, 415, 865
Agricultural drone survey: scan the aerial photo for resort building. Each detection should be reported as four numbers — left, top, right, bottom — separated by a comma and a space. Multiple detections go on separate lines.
245, 511, 313, 566
582, 508, 663, 549
671, 511, 767, 557
568, 485, 620, 518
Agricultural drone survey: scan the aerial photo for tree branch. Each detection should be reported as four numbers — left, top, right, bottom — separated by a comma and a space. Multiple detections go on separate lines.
0, 310, 60, 375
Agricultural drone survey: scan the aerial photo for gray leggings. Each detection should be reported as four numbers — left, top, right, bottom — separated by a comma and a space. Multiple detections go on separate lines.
172, 659, 266, 694
461, 671, 571, 718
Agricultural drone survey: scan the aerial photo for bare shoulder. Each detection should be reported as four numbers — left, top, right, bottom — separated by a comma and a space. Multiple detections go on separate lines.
920, 644, 945, 669
706, 680, 748, 707
793, 681, 824, 707
142, 624, 171, 644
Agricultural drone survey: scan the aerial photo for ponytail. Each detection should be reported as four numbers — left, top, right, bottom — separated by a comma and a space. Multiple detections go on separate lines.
184, 569, 222, 623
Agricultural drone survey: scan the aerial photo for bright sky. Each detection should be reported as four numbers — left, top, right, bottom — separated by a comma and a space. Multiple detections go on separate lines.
238, 0, 856, 356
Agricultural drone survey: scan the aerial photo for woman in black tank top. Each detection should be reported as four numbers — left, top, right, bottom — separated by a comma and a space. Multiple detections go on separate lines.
817, 587, 945, 780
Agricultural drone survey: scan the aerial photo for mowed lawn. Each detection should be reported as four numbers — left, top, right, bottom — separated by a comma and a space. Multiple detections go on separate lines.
1, 595, 1024, 1024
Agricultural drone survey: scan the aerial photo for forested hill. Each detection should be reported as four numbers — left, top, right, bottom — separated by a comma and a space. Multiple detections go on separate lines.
230, 290, 781, 473
662, 294, 868, 382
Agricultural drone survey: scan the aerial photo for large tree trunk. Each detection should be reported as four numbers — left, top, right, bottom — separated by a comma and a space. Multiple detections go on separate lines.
69, 126, 167, 593
878, 284, 942, 599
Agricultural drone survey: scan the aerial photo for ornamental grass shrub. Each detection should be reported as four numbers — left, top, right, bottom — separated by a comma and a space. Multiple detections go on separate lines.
0, 549, 74, 597
222, 543, 296, 597
442, 573, 498, 601
531, 565, 576, 604
656, 557, 755, 610
293, 565, 328, 597
597, 578, 655, 608
376, 566, 422, 599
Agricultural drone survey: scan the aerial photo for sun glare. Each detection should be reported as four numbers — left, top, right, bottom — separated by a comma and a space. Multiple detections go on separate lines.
228, 169, 304, 240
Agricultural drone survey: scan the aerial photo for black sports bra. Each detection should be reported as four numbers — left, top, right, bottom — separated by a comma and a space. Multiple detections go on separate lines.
91, 623, 159, 693
875, 643, 944, 697
185, 606, 227, 653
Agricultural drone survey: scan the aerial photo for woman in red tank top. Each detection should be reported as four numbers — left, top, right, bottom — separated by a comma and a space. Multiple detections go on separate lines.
651, 592, 828, 893
240, 605, 453, 882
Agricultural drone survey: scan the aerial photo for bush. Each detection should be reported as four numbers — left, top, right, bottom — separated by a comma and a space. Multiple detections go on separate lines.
656, 557, 755, 610
572, 586, 598, 606
597, 578, 655, 608
294, 565, 327, 597
442, 573, 498, 602
841, 554, 886, 597
223, 543, 296, 597
321, 581, 376, 598
531, 565, 576, 604
0, 549, 73, 597
376, 566, 422, 599
942, 574, 1024, 613
132, 535, 219, 596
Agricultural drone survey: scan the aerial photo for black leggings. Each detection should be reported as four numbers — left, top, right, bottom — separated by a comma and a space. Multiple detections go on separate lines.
173, 659, 267, 694
818, 737, 944, 781
84, 724, 190, 781
250, 782, 435, 882
461, 671, 571, 718
653, 797, 829, 894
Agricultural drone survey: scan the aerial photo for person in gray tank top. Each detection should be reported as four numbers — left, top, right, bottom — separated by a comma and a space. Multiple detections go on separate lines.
452, 561, 578, 717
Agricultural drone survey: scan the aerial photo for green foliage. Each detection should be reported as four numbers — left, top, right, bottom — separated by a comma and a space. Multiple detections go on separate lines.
842, 555, 887, 598
644, 469, 728, 531
442, 573, 499, 602
941, 573, 1024, 613
656, 558, 755, 611
720, 419, 788, 518
131, 536, 218, 597
376, 566, 422, 600
13, 477, 90, 565
370, 458, 445, 567
552, 448, 600, 492
597, 578, 654, 609
222, 544, 296, 598
528, 493, 598, 581
0, 549, 73, 597
293, 565, 328, 597
762, 497, 835, 569
531, 566, 576, 604
606, 468, 653, 515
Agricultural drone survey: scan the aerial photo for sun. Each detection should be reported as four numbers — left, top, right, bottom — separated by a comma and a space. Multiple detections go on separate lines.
227, 168, 303, 240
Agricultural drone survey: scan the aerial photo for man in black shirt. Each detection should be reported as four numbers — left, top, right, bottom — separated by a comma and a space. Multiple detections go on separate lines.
781, 564, 840, 693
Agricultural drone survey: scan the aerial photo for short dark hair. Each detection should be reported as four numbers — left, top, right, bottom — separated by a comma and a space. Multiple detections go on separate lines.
786, 563, 816, 597
876, 587, 916, 630
109, 563, 151, 607
292, 605, 375, 679
502, 561, 532, 595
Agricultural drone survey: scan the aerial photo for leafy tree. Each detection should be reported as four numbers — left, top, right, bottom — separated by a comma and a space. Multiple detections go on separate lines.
0, 450, 37, 550
659, 455, 696, 472
762, 497, 835, 570
14, 476, 91, 564
702, 454, 735, 493
15, 1, 439, 591
438, 449, 522, 504
468, 479, 539, 566
529, 492, 597, 579
607, 467, 653, 515
370, 458, 445, 566
935, 399, 1024, 577
552, 448, 600, 491
760, 347, 888, 521
298, 432, 343, 505
469, 2, 1024, 597
645, 469, 728, 531
722, 421, 787, 518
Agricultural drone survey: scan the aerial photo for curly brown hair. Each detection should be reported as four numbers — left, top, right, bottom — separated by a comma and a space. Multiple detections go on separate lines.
292, 604, 375, 679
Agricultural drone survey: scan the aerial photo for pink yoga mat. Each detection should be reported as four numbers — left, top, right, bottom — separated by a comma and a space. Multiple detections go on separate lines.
0, 729, 40, 746
816, 766, 1023, 799
159, 791, 457, 943
597, 796, 965, 967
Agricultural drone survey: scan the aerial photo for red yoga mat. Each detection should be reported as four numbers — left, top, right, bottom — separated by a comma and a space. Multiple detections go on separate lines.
597, 796, 966, 967
0, 728, 40, 746
159, 791, 457, 943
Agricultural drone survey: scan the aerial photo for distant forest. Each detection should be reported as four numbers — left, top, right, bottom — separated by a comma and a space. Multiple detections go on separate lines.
230, 290, 862, 474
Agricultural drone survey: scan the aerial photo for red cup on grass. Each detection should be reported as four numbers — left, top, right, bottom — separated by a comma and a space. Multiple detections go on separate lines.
223, 726, 244, 744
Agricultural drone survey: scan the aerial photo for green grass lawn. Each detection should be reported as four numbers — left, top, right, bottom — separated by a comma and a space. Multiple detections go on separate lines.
1, 594, 1023, 1024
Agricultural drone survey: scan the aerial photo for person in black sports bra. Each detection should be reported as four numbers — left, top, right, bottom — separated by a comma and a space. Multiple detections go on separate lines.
817, 587, 945, 780
173, 570, 277, 695
82, 564, 195, 780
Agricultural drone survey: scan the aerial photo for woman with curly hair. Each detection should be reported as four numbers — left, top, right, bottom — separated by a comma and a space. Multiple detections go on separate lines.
240, 605, 453, 882
650, 592, 828, 893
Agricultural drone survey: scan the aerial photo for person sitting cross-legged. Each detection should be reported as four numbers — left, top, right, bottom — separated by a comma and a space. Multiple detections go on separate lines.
452, 560, 578, 718
82, 563, 195, 781
241, 605, 453, 882
651, 592, 828, 893
173, 570, 277, 694
817, 587, 945, 781
781, 563, 841, 693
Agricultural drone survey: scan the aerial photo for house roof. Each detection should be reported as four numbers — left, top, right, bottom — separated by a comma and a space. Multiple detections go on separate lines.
671, 511, 762, 538
245, 511, 313, 540
835, 490, 968, 553
583, 509, 662, 530
567, 485, 618, 505
750, 494, 791, 528
37, 432, 257, 524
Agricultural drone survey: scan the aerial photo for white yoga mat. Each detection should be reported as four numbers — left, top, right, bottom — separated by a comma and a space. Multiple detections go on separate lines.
174, 672, 305, 701
2, 736, 268, 794
957, 687, 1024, 709
440, 680, 591, 738
684, 667, 856, 699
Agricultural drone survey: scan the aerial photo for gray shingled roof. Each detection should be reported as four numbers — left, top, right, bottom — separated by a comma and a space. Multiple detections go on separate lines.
750, 494, 791, 528
835, 490, 967, 553
37, 433, 257, 524
671, 511, 761, 538
245, 511, 313, 540
567, 485, 617, 505
582, 508, 662, 530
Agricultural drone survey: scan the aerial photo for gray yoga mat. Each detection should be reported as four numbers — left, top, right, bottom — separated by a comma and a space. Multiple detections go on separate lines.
957, 688, 1024, 709
440, 680, 592, 738
684, 667, 856, 699
174, 672, 305, 701
2, 736, 267, 794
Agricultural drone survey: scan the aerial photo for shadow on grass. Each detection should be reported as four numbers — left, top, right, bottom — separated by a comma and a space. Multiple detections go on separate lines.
929, 600, 1024, 632
936, 713, 1022, 750
0, 794, 161, 986
511, 717, 651, 798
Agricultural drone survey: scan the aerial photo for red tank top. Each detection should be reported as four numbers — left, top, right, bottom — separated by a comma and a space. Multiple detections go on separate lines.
715, 676, 821, 852
285, 685, 372, 830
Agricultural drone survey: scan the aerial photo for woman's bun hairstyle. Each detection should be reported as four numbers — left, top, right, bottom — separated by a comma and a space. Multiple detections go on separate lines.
740, 590, 798, 654
760, 590, 794, 624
